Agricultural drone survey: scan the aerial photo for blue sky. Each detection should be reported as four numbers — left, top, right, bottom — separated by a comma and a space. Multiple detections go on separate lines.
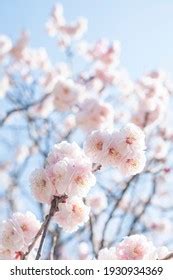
0, 0, 173, 78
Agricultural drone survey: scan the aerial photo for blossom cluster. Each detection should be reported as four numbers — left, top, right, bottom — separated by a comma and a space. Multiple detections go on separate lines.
30, 141, 96, 232
132, 70, 172, 129
46, 3, 87, 48
98, 234, 170, 260
52, 78, 85, 111
84, 123, 146, 176
76, 98, 114, 132
78, 39, 121, 66
1, 1, 173, 261
0, 212, 40, 260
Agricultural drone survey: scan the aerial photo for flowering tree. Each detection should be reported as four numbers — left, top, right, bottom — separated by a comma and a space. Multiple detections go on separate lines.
0, 3, 173, 260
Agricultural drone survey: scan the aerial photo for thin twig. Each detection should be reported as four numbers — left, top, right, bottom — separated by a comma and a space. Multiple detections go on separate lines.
99, 175, 138, 251
162, 252, 173, 260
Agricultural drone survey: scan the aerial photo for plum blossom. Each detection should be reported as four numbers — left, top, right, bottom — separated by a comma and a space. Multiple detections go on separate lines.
98, 234, 169, 260
30, 168, 54, 204
53, 197, 90, 232
59, 17, 88, 40
76, 98, 114, 132
86, 191, 107, 215
0, 212, 40, 259
115, 235, 156, 260
46, 158, 95, 198
94, 63, 119, 86
12, 212, 41, 244
30, 141, 96, 203
46, 3, 65, 37
0, 220, 24, 252
84, 123, 146, 176
152, 137, 169, 160
53, 78, 85, 111
22, 47, 52, 71
0, 246, 16, 260
117, 123, 146, 154
118, 151, 146, 176
132, 71, 170, 129
39, 63, 71, 93
1, 1, 173, 262
46, 3, 87, 46
47, 141, 88, 165
84, 130, 112, 165
78, 39, 121, 66
10, 31, 29, 61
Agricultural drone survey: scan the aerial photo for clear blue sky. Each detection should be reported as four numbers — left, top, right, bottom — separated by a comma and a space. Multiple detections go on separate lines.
0, 0, 173, 78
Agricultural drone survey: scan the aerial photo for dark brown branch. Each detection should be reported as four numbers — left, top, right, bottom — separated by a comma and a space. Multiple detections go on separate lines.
35, 195, 68, 260
162, 252, 173, 260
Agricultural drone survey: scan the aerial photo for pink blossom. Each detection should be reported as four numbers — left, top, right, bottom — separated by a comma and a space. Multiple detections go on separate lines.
46, 4, 65, 37
86, 191, 107, 215
0, 246, 15, 260
45, 160, 67, 196
102, 131, 124, 167
65, 159, 96, 197
78, 39, 121, 66
40, 63, 71, 93
84, 124, 146, 175
84, 130, 112, 165
47, 158, 95, 198
47, 141, 87, 166
0, 212, 40, 259
0, 220, 24, 252
132, 71, 170, 129
31, 142, 95, 202
53, 78, 85, 111
59, 17, 88, 40
118, 151, 146, 176
12, 212, 40, 244
54, 197, 90, 232
46, 3, 87, 43
76, 98, 114, 132
22, 47, 51, 71
117, 123, 146, 155
10, 31, 29, 60
115, 235, 156, 260
30, 168, 54, 204
133, 101, 165, 129
94, 63, 119, 86
98, 235, 162, 260
152, 137, 169, 160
